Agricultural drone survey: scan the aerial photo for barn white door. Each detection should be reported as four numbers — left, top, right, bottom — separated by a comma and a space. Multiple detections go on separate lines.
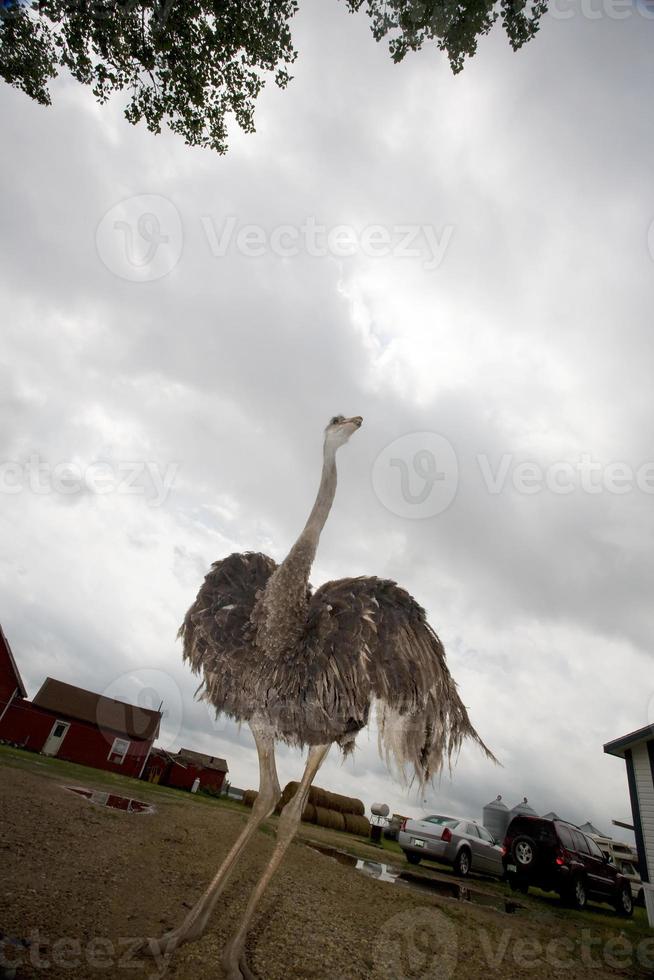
42, 719, 70, 756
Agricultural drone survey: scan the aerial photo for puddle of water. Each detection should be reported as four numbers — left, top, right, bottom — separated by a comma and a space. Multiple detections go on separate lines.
306, 843, 525, 914
66, 786, 153, 814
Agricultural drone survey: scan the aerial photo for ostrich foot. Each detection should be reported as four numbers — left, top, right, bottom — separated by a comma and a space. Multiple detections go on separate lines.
135, 922, 203, 959
221, 941, 257, 980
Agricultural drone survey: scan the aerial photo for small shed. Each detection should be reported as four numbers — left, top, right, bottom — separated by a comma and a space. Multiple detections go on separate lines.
143, 745, 228, 793
177, 747, 228, 791
604, 724, 654, 925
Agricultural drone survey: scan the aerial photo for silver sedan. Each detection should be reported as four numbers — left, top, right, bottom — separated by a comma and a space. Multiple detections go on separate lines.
398, 814, 504, 878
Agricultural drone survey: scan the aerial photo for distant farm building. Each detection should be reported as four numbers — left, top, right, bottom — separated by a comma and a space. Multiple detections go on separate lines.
0, 625, 161, 779
605, 724, 654, 925
143, 745, 228, 793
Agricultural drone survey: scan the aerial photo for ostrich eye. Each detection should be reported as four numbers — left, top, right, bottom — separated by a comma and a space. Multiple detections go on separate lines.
330, 415, 345, 425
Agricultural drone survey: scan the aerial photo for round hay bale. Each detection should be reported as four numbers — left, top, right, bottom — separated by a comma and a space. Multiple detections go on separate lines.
330, 810, 346, 832
322, 789, 339, 812
310, 786, 330, 809
275, 781, 299, 813
344, 814, 371, 836
242, 790, 258, 808
280, 781, 300, 808
327, 809, 340, 831
342, 794, 364, 816
314, 805, 332, 828
348, 797, 365, 817
302, 803, 316, 824
321, 789, 365, 815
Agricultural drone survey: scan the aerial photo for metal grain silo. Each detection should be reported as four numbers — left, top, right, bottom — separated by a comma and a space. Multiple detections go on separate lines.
482, 795, 510, 841
510, 797, 538, 819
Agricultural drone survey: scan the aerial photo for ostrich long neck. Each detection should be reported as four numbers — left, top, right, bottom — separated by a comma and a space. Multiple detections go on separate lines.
294, 442, 338, 563
278, 440, 337, 587
255, 441, 337, 657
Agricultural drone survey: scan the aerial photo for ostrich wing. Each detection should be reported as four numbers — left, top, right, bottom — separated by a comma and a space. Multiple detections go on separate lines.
178, 551, 278, 715
300, 576, 496, 784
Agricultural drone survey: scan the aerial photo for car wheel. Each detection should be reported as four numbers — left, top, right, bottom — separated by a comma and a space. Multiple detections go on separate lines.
614, 884, 633, 917
511, 835, 537, 870
567, 875, 587, 911
454, 848, 471, 877
406, 852, 421, 865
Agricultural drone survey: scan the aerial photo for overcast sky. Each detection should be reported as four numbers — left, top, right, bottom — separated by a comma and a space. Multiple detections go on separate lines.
1, 0, 653, 840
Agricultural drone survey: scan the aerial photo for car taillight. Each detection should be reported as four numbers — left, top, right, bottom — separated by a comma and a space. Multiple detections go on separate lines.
500, 845, 507, 856
441, 827, 452, 842
399, 818, 408, 832
555, 848, 566, 866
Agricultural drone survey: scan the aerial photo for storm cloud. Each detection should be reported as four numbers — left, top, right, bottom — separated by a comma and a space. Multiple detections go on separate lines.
1, 0, 652, 835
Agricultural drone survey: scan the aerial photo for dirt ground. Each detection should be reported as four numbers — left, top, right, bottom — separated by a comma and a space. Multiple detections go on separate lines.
1, 752, 652, 980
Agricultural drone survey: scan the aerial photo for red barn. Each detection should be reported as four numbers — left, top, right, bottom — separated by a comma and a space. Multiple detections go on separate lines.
0, 624, 27, 723
0, 626, 161, 779
143, 745, 228, 792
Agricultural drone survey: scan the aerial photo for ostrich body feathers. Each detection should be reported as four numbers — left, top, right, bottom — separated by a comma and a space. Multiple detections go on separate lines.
179, 551, 494, 785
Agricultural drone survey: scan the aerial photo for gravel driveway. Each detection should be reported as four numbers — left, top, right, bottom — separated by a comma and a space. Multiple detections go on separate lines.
1, 758, 651, 979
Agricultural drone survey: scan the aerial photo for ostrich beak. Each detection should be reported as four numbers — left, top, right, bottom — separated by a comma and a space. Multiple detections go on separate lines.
347, 416, 363, 429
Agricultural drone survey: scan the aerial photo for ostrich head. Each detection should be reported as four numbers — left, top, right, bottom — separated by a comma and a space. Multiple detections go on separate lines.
324, 415, 363, 450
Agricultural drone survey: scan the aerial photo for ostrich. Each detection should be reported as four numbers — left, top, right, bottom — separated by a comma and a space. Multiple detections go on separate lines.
142, 415, 495, 979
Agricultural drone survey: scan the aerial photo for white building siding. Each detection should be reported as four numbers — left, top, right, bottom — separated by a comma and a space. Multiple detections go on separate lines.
632, 742, 654, 878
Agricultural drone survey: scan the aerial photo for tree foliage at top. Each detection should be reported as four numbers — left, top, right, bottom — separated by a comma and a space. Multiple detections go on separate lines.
0, 1, 547, 153
353, 0, 548, 72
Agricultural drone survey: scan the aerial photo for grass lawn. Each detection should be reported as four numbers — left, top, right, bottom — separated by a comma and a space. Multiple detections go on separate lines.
0, 743, 248, 811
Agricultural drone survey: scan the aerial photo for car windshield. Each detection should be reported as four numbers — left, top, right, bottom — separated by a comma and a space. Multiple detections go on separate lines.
425, 815, 458, 826
510, 817, 556, 844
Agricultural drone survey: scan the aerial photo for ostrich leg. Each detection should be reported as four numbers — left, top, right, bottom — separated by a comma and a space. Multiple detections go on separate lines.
221, 742, 331, 980
140, 721, 281, 958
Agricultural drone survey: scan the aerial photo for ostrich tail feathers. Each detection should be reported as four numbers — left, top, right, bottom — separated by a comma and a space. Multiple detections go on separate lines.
376, 690, 499, 792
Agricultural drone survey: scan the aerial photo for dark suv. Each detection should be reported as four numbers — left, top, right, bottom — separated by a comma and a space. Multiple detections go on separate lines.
502, 816, 633, 916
